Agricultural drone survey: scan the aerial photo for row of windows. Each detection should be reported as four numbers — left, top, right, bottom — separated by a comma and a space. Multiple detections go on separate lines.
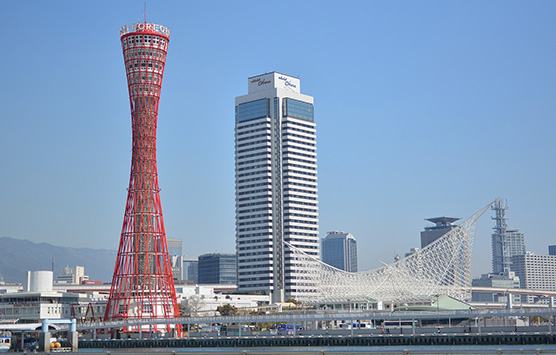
284, 194, 317, 201
237, 99, 269, 122
236, 133, 269, 142
284, 157, 316, 166
237, 238, 272, 245
236, 127, 270, 137
284, 175, 317, 184
284, 231, 319, 237
286, 181, 318, 189
285, 188, 317, 195
238, 145, 269, 155
283, 169, 316, 177
236, 151, 269, 161
238, 244, 271, 251
283, 132, 316, 142
236, 120, 270, 132
238, 257, 272, 264
238, 188, 271, 196
237, 175, 270, 184
127, 72, 162, 85
287, 212, 318, 219
238, 219, 272, 227
238, 271, 272, 276
284, 219, 318, 225
236, 139, 270, 149
237, 157, 269, 166
124, 48, 166, 61
122, 34, 167, 47
237, 201, 271, 208
236, 170, 270, 178
283, 119, 316, 130
237, 182, 270, 190
285, 245, 319, 252
285, 163, 317, 171
285, 206, 318, 213
281, 142, 316, 153
284, 225, 318, 231
283, 151, 316, 160
283, 98, 314, 122
237, 163, 270, 172
236, 207, 272, 215
126, 60, 164, 73
283, 126, 315, 136
283, 138, 316, 147
238, 226, 272, 233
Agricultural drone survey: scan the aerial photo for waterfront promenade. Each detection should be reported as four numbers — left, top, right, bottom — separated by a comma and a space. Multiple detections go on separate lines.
76, 308, 556, 334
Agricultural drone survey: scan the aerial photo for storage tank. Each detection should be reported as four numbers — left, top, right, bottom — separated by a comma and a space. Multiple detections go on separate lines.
27, 271, 53, 292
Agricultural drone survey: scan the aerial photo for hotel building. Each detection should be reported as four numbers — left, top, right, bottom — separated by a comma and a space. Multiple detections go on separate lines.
235, 72, 319, 302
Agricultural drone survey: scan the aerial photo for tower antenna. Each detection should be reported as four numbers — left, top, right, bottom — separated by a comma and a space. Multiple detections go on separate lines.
144, 1, 147, 24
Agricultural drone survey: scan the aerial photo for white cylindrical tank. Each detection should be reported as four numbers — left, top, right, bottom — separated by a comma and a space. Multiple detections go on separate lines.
27, 270, 53, 292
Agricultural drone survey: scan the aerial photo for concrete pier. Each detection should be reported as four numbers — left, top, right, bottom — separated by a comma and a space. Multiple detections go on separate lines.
79, 333, 556, 349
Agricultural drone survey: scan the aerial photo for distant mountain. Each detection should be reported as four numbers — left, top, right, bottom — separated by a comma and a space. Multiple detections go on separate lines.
0, 237, 117, 284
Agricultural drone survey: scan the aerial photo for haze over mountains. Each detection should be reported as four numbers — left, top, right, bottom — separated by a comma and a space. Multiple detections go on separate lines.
0, 237, 116, 284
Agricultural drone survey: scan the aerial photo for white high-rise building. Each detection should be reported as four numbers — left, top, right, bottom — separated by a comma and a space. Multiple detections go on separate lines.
235, 72, 319, 303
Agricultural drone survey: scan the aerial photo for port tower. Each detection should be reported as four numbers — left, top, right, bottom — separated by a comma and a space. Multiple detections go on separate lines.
105, 22, 181, 336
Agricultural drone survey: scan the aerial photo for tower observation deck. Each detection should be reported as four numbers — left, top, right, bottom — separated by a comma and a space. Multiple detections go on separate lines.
104, 22, 181, 335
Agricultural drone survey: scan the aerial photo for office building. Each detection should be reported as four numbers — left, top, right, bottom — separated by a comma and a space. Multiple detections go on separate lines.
471, 271, 520, 304
512, 252, 556, 303
491, 199, 526, 274
183, 256, 199, 284
198, 253, 237, 285
549, 245, 556, 256
56, 265, 88, 285
421, 217, 460, 248
167, 238, 183, 280
235, 72, 319, 302
321, 231, 358, 272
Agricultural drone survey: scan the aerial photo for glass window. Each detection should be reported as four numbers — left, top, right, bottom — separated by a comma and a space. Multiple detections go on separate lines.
284, 98, 314, 122
237, 99, 269, 122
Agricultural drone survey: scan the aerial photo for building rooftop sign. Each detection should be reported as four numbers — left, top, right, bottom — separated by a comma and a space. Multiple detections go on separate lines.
120, 23, 170, 38
248, 72, 301, 94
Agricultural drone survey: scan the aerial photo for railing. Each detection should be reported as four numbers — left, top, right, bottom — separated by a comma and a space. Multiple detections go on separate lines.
73, 308, 556, 331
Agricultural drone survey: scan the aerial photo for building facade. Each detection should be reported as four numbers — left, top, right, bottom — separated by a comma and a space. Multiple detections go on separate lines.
471, 271, 520, 304
420, 217, 460, 248
491, 199, 526, 274
321, 231, 357, 272
167, 238, 183, 281
235, 72, 319, 302
198, 253, 237, 285
56, 265, 88, 285
549, 245, 556, 256
512, 252, 556, 303
183, 256, 199, 284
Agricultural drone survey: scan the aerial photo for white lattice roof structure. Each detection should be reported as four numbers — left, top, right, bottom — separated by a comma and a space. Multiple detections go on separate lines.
286, 203, 493, 304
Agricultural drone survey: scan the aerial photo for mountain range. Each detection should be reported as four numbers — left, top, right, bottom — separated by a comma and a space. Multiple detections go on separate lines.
0, 236, 117, 285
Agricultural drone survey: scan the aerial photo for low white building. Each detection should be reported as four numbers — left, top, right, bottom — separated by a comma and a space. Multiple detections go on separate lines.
176, 284, 270, 316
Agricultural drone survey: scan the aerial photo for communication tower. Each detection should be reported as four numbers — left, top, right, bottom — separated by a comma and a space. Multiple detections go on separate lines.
104, 22, 181, 335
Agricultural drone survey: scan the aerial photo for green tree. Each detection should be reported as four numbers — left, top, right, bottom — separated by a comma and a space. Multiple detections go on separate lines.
217, 303, 239, 316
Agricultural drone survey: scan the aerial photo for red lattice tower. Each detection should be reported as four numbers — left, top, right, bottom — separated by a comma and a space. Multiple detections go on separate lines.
105, 22, 182, 336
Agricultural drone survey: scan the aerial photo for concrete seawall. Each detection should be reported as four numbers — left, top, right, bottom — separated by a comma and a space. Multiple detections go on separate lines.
79, 333, 556, 349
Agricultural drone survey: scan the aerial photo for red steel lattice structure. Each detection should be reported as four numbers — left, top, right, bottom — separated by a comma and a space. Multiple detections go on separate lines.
105, 22, 181, 335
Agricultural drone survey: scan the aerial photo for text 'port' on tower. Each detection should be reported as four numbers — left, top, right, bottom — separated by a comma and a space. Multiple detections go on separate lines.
105, 22, 181, 336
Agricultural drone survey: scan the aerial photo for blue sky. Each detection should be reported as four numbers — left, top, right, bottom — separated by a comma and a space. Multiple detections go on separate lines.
1, 1, 555, 279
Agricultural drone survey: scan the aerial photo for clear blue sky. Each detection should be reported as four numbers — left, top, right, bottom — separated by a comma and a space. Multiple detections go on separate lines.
1, 1, 555, 279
